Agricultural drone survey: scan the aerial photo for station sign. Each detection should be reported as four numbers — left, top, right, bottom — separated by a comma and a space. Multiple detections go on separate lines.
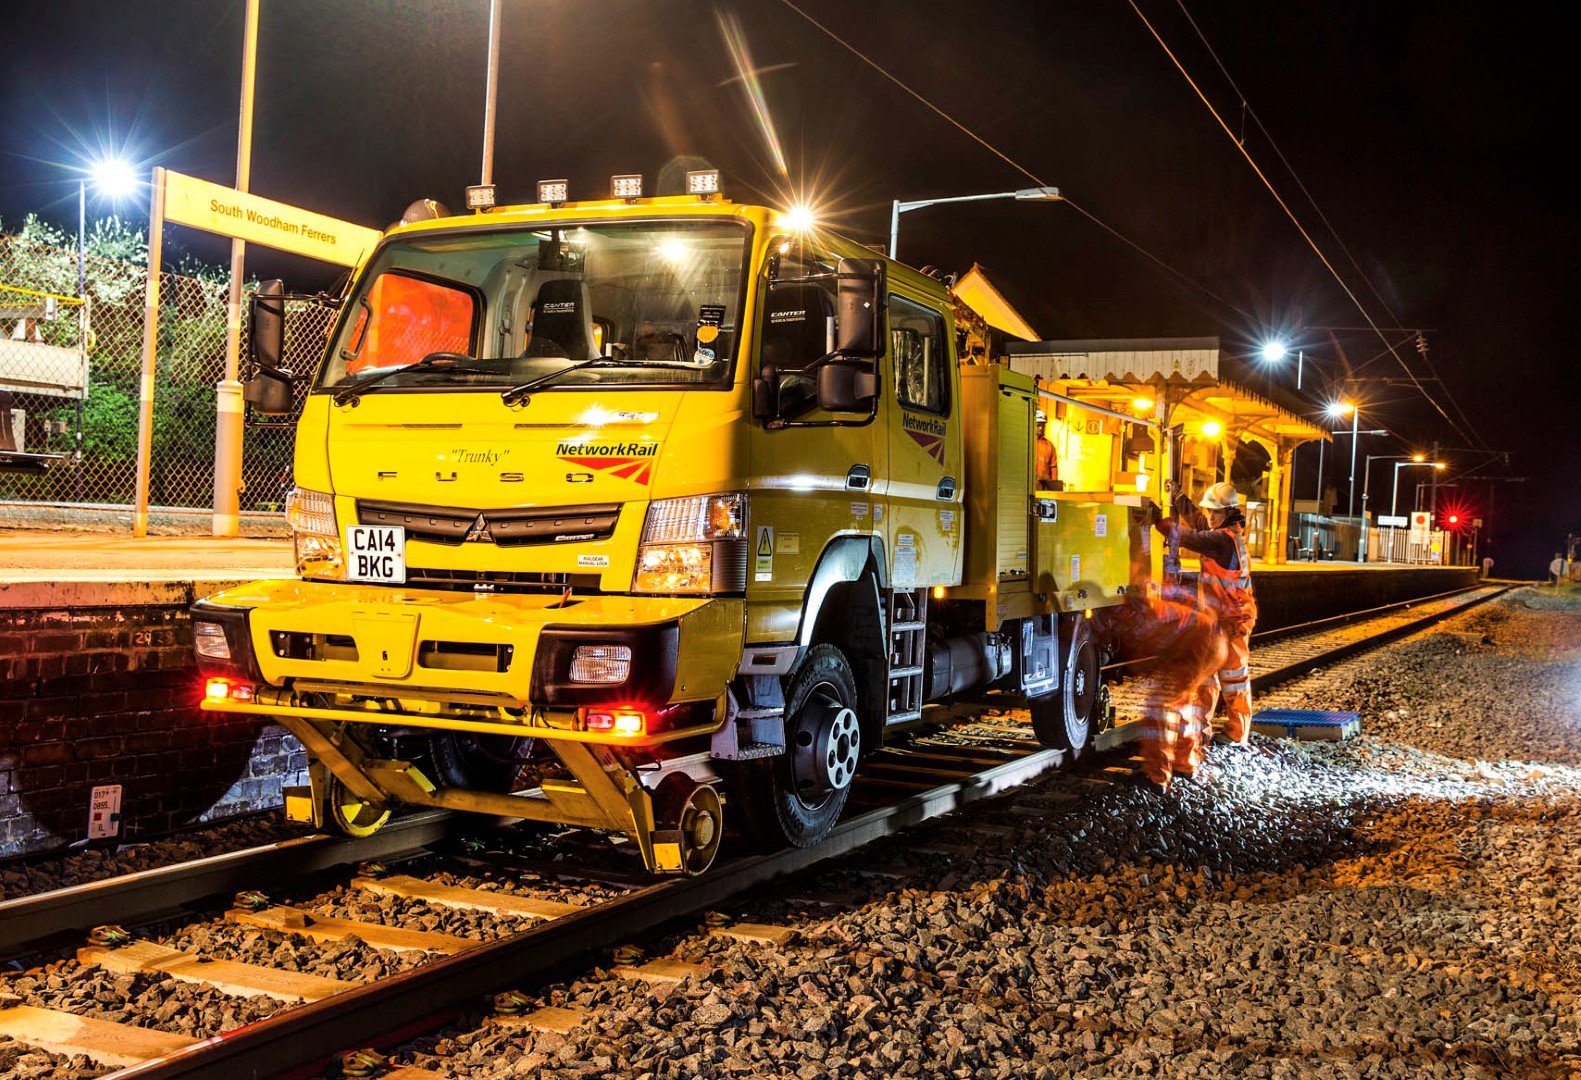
162, 170, 381, 267
1377, 515, 1408, 528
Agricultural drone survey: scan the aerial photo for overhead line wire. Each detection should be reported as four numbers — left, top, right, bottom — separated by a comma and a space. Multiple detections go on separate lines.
773, 0, 1251, 323
1134, 0, 1482, 449
1169, 1, 1491, 452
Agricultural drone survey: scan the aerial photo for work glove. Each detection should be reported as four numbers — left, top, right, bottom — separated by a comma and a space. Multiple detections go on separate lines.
1173, 494, 1196, 519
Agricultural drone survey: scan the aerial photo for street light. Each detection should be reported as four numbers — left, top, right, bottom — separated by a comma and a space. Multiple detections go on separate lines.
1259, 340, 1311, 390
76, 157, 139, 298
889, 186, 1060, 260
1392, 458, 1445, 519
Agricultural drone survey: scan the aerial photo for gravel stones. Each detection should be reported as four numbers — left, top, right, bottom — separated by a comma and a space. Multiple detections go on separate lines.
4, 588, 1580, 1077
388, 589, 1581, 1078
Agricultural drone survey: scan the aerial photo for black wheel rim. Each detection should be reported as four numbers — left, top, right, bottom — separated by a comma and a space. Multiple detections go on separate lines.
1067, 640, 1098, 742
790, 682, 860, 808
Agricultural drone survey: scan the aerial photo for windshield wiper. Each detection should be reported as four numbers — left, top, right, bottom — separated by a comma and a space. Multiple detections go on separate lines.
332, 351, 490, 406
500, 358, 630, 406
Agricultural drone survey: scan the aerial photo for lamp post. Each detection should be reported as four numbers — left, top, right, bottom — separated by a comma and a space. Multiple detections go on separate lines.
889, 186, 1060, 260
1361, 453, 1415, 562
75, 158, 139, 297
1392, 458, 1444, 518
1317, 402, 1357, 559
72, 158, 137, 501
1259, 341, 1310, 390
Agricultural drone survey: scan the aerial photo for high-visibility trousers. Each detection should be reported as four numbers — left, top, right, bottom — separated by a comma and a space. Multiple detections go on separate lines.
1134, 600, 1226, 787
1196, 618, 1253, 744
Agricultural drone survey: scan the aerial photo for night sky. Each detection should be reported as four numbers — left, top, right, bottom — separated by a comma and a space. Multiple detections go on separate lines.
0, 0, 1573, 574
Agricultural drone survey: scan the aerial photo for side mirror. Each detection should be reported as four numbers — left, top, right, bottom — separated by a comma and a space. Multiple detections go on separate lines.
835, 257, 885, 358
752, 367, 779, 420
817, 359, 877, 413
250, 279, 286, 373
245, 280, 293, 415
244, 368, 295, 414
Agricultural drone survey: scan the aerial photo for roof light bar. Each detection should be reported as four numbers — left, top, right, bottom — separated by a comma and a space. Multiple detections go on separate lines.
465, 184, 496, 211
537, 179, 568, 205
611, 174, 644, 200
686, 169, 721, 197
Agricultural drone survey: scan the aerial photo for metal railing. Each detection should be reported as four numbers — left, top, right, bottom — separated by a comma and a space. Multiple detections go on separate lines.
0, 233, 331, 524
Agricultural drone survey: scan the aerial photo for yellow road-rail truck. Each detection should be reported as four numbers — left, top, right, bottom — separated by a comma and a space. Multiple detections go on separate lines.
191, 178, 1150, 874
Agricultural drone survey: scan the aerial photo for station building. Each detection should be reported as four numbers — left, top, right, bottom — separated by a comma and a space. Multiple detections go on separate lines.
949, 266, 1327, 566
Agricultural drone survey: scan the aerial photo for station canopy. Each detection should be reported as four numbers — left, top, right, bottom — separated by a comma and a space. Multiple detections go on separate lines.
1005, 337, 1327, 452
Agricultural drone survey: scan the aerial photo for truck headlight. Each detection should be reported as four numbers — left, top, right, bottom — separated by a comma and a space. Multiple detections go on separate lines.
192, 621, 232, 660
286, 487, 345, 579
633, 493, 748, 594
569, 644, 632, 683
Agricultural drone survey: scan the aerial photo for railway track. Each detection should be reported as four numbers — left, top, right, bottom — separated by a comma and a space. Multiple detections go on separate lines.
0, 582, 1512, 1079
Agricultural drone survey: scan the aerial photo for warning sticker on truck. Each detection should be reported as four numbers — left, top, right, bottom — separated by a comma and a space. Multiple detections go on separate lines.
755, 525, 774, 581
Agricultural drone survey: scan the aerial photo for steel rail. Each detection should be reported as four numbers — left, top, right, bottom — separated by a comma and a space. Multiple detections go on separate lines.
1249, 583, 1506, 649
20, 584, 1518, 1074
1248, 584, 1512, 692
109, 745, 1065, 1080
1103, 583, 1506, 675
0, 811, 465, 960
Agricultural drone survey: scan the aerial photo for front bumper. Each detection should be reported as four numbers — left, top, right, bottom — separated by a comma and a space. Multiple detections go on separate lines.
192, 579, 744, 738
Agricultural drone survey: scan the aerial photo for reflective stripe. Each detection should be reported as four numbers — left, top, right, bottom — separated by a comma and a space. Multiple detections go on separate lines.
1198, 523, 1256, 622
1219, 666, 1249, 680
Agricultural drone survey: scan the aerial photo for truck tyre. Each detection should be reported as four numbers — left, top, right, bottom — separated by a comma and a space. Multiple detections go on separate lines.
738, 644, 861, 850
1030, 614, 1099, 759
426, 733, 533, 793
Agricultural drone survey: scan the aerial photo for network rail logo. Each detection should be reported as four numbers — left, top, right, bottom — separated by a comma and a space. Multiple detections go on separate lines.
555, 441, 659, 485
902, 415, 948, 465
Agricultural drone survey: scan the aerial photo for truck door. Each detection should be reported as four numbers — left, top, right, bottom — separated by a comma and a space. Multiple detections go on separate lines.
747, 274, 881, 643
883, 294, 962, 589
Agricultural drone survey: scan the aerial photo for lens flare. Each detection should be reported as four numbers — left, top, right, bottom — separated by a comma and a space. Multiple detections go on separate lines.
715, 8, 788, 178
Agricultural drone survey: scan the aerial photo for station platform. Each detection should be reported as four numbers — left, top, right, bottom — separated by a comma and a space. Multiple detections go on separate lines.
0, 530, 293, 607
0, 528, 1482, 626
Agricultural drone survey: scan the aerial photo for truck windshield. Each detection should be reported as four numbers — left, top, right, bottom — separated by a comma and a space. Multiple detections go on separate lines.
317, 219, 750, 394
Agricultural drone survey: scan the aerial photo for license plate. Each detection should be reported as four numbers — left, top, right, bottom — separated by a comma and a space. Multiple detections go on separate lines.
346, 525, 406, 583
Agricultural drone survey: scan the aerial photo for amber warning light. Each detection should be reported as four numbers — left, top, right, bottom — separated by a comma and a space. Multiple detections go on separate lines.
582, 707, 646, 735
205, 677, 254, 703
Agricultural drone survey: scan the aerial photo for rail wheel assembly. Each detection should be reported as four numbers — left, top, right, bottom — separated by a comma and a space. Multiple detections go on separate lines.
652, 775, 724, 875
326, 775, 391, 838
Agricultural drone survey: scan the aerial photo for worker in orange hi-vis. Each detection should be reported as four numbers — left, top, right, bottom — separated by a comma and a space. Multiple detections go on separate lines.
1091, 591, 1225, 790
1154, 480, 1260, 746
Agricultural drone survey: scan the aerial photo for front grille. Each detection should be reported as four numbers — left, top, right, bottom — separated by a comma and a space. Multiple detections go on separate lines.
357, 500, 622, 547
402, 569, 604, 595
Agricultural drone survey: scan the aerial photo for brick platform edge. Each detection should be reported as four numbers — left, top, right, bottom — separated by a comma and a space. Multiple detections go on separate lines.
1249, 565, 1481, 632
0, 580, 306, 858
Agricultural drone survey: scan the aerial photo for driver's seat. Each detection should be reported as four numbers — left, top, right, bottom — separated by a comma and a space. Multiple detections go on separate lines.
524, 279, 598, 360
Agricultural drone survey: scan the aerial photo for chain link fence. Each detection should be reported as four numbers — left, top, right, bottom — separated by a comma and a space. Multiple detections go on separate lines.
0, 233, 334, 526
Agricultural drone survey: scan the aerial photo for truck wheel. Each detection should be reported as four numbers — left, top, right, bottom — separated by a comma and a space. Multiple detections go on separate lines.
327, 776, 390, 838
1030, 614, 1099, 759
426, 733, 533, 792
742, 644, 861, 849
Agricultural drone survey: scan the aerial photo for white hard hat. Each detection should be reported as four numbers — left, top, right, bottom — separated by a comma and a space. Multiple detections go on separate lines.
1199, 481, 1240, 509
